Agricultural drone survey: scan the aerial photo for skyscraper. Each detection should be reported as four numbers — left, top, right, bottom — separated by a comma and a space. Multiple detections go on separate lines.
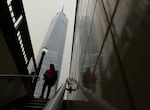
34, 10, 68, 98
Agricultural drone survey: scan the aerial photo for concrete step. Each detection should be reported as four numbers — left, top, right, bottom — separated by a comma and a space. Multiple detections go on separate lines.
61, 100, 100, 110
13, 98, 48, 110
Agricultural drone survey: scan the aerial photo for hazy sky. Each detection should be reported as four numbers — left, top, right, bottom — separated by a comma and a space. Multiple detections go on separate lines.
23, 0, 76, 87
23, 0, 76, 57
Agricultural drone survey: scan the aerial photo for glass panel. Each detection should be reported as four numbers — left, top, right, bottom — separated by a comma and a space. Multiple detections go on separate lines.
95, 33, 132, 110
86, 0, 96, 34
69, 0, 150, 110
81, 0, 89, 17
94, 1, 108, 49
99, 0, 117, 20
113, 0, 133, 39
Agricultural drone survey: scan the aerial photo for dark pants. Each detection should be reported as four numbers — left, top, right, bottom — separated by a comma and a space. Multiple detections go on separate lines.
40, 80, 52, 99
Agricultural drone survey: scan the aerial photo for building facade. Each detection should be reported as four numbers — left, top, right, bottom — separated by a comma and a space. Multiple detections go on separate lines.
0, 0, 36, 106
34, 11, 68, 98
69, 0, 150, 110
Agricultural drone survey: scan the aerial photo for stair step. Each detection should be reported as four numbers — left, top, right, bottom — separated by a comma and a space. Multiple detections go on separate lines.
17, 104, 46, 110
20, 105, 44, 108
61, 100, 85, 110
27, 99, 48, 103
61, 100, 100, 110
21, 102, 46, 106
12, 98, 48, 110
22, 100, 48, 105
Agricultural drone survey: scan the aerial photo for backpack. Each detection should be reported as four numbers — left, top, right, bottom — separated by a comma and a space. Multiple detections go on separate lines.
47, 70, 54, 79
44, 70, 57, 83
53, 70, 57, 83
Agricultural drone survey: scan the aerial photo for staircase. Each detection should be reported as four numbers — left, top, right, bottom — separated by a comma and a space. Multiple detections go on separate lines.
4, 98, 48, 110
0, 79, 101, 110
61, 100, 99, 110
61, 100, 84, 110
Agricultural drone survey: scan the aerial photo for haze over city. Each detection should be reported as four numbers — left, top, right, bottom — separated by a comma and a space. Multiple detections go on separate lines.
23, 0, 76, 86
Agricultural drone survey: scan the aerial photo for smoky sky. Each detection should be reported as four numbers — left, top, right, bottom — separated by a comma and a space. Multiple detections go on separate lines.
23, 0, 76, 88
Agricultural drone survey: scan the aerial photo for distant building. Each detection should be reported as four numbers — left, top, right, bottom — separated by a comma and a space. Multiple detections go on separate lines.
34, 11, 68, 98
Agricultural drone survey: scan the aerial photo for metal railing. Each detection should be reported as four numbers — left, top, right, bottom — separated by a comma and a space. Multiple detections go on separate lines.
43, 81, 67, 110
68, 79, 117, 110
0, 74, 38, 78
42, 78, 116, 110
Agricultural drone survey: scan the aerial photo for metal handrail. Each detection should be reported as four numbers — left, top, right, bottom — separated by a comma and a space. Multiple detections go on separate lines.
40, 78, 116, 110
0, 74, 39, 78
43, 81, 67, 110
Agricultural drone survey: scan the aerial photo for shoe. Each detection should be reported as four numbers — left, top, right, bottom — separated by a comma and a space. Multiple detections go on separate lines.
39, 96, 43, 99
46, 97, 49, 100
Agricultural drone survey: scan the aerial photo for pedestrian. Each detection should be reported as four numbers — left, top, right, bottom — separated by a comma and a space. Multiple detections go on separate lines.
82, 67, 96, 92
82, 67, 91, 89
40, 64, 57, 99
